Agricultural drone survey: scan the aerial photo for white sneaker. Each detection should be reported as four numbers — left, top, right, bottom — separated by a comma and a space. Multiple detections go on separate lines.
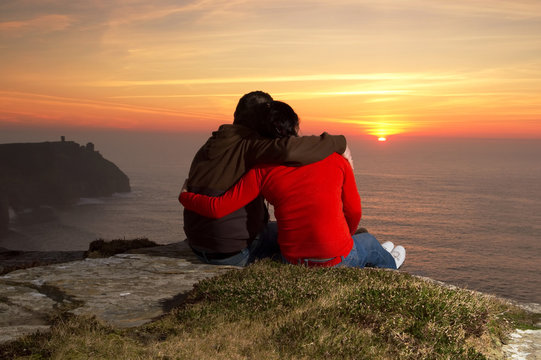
381, 241, 394, 253
390, 245, 406, 269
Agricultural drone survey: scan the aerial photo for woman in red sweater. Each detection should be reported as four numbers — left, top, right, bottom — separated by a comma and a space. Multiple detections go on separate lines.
180, 101, 405, 269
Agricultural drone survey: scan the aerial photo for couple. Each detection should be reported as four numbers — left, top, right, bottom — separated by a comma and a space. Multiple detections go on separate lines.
179, 91, 405, 269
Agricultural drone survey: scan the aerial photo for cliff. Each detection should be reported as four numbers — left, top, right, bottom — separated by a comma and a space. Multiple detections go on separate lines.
0, 139, 130, 234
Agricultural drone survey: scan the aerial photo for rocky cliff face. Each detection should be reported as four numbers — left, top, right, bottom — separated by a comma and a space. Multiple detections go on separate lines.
0, 140, 130, 234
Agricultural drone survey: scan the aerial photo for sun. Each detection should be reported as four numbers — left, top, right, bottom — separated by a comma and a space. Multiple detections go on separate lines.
378, 137, 387, 142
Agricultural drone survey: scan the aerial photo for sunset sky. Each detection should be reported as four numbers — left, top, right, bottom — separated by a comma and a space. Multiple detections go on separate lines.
1, 0, 540, 139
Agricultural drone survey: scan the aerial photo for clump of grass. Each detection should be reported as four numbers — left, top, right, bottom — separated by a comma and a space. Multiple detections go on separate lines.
85, 238, 159, 258
0, 314, 145, 360
1, 260, 538, 359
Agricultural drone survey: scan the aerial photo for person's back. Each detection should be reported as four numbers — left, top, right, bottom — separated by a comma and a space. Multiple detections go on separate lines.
184, 124, 271, 254
256, 153, 360, 264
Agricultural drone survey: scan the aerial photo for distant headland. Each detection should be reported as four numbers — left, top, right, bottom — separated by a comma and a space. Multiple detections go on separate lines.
0, 137, 130, 235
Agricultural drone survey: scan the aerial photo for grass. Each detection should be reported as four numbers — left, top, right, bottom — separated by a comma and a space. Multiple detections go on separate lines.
1, 259, 538, 359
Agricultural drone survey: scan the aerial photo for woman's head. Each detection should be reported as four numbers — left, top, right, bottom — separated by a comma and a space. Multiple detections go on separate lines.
258, 101, 299, 138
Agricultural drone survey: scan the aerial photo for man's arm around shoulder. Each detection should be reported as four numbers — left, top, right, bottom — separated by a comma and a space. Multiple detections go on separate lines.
246, 132, 347, 167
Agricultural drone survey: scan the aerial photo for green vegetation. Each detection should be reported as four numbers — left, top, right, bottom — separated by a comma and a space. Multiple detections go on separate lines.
1, 260, 538, 359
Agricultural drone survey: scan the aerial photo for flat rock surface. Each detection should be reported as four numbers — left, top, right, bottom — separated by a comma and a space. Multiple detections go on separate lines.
0, 241, 235, 344
503, 329, 541, 360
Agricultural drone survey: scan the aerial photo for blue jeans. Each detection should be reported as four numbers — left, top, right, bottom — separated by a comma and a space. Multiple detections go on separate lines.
337, 232, 397, 269
193, 222, 279, 267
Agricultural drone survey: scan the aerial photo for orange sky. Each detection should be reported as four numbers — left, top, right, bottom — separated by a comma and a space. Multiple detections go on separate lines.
1, 0, 540, 138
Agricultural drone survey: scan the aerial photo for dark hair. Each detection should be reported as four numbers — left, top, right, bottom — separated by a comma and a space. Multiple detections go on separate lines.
233, 91, 273, 130
258, 101, 299, 139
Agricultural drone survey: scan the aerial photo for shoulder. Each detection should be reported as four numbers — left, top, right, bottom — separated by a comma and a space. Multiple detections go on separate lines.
326, 152, 348, 165
201, 125, 261, 156
212, 124, 259, 139
323, 153, 352, 175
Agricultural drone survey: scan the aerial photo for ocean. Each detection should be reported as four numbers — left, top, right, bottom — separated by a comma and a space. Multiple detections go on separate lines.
1, 131, 540, 304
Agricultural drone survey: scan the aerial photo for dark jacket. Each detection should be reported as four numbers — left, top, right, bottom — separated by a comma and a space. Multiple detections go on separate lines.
184, 124, 347, 253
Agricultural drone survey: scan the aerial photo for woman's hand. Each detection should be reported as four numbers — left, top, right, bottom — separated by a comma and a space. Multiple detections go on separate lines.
342, 145, 354, 170
180, 179, 188, 195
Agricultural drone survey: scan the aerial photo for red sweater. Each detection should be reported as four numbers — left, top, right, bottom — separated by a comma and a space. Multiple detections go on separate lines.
179, 153, 361, 263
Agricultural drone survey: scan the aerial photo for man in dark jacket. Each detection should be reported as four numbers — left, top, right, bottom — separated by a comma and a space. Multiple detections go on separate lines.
183, 91, 348, 266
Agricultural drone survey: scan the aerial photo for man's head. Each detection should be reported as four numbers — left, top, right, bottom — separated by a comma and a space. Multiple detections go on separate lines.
233, 91, 273, 130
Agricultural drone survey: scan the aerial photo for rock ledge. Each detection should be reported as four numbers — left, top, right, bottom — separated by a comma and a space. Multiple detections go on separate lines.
0, 241, 233, 344
0, 241, 539, 359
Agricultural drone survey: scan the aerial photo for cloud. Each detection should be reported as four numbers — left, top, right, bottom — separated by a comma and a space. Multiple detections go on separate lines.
111, 90, 411, 99
0, 90, 217, 120
363, 0, 541, 19
89, 73, 461, 87
0, 14, 74, 36
104, 0, 242, 27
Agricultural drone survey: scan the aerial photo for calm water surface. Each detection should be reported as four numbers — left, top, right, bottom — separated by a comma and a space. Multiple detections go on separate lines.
2, 134, 540, 304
